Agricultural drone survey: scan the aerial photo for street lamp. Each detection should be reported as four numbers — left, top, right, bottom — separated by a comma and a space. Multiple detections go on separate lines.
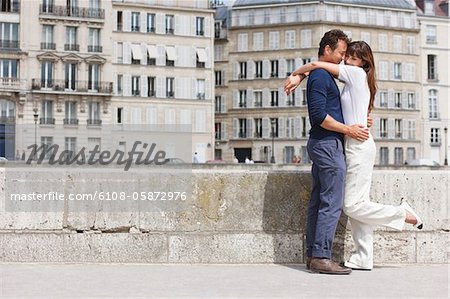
444, 127, 448, 166
270, 119, 276, 163
33, 108, 39, 160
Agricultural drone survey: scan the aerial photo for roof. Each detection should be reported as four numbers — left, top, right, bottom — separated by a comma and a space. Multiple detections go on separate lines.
233, 0, 416, 10
416, 0, 449, 17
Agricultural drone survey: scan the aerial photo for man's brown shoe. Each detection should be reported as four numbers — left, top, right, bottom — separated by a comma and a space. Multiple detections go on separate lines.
310, 258, 352, 275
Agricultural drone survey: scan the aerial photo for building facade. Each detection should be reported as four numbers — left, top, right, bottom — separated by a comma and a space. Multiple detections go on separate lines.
416, 0, 450, 165
215, 0, 422, 165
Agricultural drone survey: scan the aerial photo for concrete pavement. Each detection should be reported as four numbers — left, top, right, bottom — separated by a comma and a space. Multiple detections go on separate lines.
0, 263, 448, 298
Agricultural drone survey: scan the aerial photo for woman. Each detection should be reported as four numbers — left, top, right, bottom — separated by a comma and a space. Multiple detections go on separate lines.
284, 41, 423, 270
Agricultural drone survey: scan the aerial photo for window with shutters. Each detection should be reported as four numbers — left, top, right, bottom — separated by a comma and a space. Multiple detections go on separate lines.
239, 62, 247, 79
394, 92, 402, 108
253, 32, 263, 51
395, 119, 402, 138
380, 118, 387, 138
254, 91, 262, 107
237, 33, 248, 52
270, 118, 278, 138
406, 36, 414, 54
378, 61, 388, 80
285, 30, 295, 49
215, 123, 222, 140
147, 13, 155, 32
407, 92, 415, 109
117, 11, 123, 31
301, 117, 307, 137
166, 77, 174, 97
378, 34, 387, 51
196, 17, 204, 36
239, 90, 247, 108
270, 60, 278, 77
117, 74, 123, 95
379, 147, 389, 165
379, 91, 388, 108
426, 25, 436, 43
427, 55, 437, 80
131, 76, 140, 96
394, 63, 401, 80
215, 71, 222, 86
407, 148, 415, 161
360, 31, 370, 44
238, 118, 247, 138
407, 121, 415, 139
254, 118, 262, 138
255, 60, 263, 78
215, 96, 222, 113
302, 88, 307, 106
165, 15, 174, 34
270, 90, 278, 107
131, 12, 140, 32
148, 76, 155, 97
286, 59, 295, 76
196, 79, 205, 99
302, 58, 311, 65
117, 108, 123, 123
269, 31, 279, 50
394, 147, 403, 165
300, 29, 311, 48
393, 35, 402, 53
286, 92, 295, 106
117, 42, 123, 63
428, 89, 438, 119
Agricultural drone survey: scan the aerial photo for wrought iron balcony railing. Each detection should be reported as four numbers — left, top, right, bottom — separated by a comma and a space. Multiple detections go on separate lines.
32, 79, 113, 94
40, 118, 56, 125
64, 118, 79, 125
0, 40, 19, 49
39, 5, 105, 19
87, 119, 102, 126
88, 45, 102, 52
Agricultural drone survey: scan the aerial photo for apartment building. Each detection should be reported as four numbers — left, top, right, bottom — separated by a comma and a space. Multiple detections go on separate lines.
8, 0, 114, 160
415, 0, 449, 165
111, 0, 215, 163
215, 0, 422, 165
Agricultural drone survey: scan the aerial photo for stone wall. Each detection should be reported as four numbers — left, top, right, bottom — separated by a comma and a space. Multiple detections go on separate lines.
0, 166, 448, 264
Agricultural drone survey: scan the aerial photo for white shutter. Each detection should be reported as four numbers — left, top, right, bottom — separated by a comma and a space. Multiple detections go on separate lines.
124, 11, 131, 32
233, 118, 239, 138
278, 87, 286, 107
113, 42, 118, 63
247, 88, 254, 108
175, 15, 181, 35
402, 119, 408, 140
156, 13, 164, 34
220, 95, 226, 113
410, 63, 415, 82
140, 75, 147, 97
113, 10, 118, 31
123, 74, 131, 97
147, 107, 157, 125
246, 118, 253, 138
278, 117, 285, 138
233, 62, 239, 80
262, 88, 270, 107
175, 77, 181, 99
140, 43, 147, 65
191, 78, 196, 99
388, 119, 394, 139
263, 60, 270, 79
247, 60, 254, 80
156, 76, 165, 98
141, 12, 147, 33
262, 118, 269, 138
156, 45, 165, 66
402, 91, 407, 109
375, 92, 380, 108
373, 117, 380, 138
295, 57, 303, 69
204, 16, 211, 38
294, 117, 301, 138
233, 90, 239, 108
294, 88, 302, 107
123, 42, 131, 64
205, 79, 211, 100
388, 89, 394, 108
390, 62, 395, 80
205, 47, 211, 69
191, 16, 196, 36
278, 59, 286, 78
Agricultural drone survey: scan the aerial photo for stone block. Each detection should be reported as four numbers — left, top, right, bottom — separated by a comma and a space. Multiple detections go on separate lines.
416, 232, 450, 263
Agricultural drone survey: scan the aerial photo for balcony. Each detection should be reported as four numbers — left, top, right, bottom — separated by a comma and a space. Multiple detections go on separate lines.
0, 77, 21, 90
39, 5, 105, 20
32, 79, 113, 94
64, 118, 79, 125
0, 40, 19, 49
0, 1, 20, 13
40, 118, 55, 125
88, 45, 102, 53
87, 119, 102, 126
41, 42, 56, 50
64, 44, 79, 51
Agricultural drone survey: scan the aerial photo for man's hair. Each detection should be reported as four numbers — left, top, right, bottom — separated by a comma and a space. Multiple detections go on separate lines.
318, 29, 350, 56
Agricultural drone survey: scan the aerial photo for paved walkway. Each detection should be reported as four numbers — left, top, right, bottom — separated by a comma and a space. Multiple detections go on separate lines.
0, 263, 448, 298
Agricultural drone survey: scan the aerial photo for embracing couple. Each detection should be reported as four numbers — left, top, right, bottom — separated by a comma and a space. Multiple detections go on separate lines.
284, 29, 423, 275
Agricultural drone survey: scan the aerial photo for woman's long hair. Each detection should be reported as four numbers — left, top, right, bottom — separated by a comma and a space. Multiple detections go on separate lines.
346, 41, 377, 113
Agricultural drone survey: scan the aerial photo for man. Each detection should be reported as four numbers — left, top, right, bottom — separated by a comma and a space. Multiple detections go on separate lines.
284, 30, 369, 275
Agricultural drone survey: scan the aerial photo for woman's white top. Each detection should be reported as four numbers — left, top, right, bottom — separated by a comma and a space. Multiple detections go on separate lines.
338, 64, 370, 127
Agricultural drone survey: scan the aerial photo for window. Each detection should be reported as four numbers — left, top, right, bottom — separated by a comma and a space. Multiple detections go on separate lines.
0, 59, 18, 78
301, 117, 307, 137
66, 0, 78, 16
407, 148, 416, 162
42, 0, 54, 13
430, 128, 440, 144
131, 76, 140, 96
379, 61, 388, 80
378, 33, 387, 51
270, 90, 278, 107
254, 91, 262, 107
215, 71, 222, 86
393, 35, 402, 53
41, 25, 54, 50
41, 100, 54, 124
285, 30, 295, 49
379, 91, 388, 108
117, 74, 123, 95
427, 55, 437, 80
238, 118, 247, 138
270, 60, 278, 77
255, 61, 263, 78
286, 59, 295, 76
64, 101, 77, 125
196, 49, 205, 68
215, 123, 222, 140
426, 25, 436, 43
407, 92, 415, 109
131, 12, 140, 32
215, 96, 224, 113
88, 101, 101, 125
425, 1, 435, 14
269, 31, 279, 50
165, 15, 174, 34
379, 147, 389, 165
116, 42, 123, 63
395, 119, 402, 138
196, 79, 205, 99
65, 26, 78, 51
145, 13, 155, 33
41, 136, 53, 159
270, 118, 278, 138
166, 77, 174, 97
148, 76, 155, 96
65, 137, 77, 159
394, 63, 401, 80
0, 22, 19, 49
88, 64, 99, 91
237, 33, 248, 52
380, 118, 387, 138
429, 89, 438, 119
88, 28, 101, 52
64, 63, 77, 90
253, 32, 263, 51
394, 147, 403, 165
239, 62, 247, 79
394, 92, 402, 108
165, 47, 175, 66
406, 36, 415, 54
301, 29, 312, 48
40, 61, 53, 88
117, 11, 123, 31
214, 21, 220, 38
407, 120, 415, 139
286, 92, 295, 106
360, 31, 370, 44
239, 90, 246, 108
117, 107, 123, 124
196, 17, 204, 36
254, 118, 262, 138
302, 58, 311, 65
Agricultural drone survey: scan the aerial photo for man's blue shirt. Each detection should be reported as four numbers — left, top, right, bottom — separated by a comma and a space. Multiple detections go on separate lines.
306, 68, 344, 141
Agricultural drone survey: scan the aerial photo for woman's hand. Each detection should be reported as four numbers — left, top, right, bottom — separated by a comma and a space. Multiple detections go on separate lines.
284, 74, 305, 95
